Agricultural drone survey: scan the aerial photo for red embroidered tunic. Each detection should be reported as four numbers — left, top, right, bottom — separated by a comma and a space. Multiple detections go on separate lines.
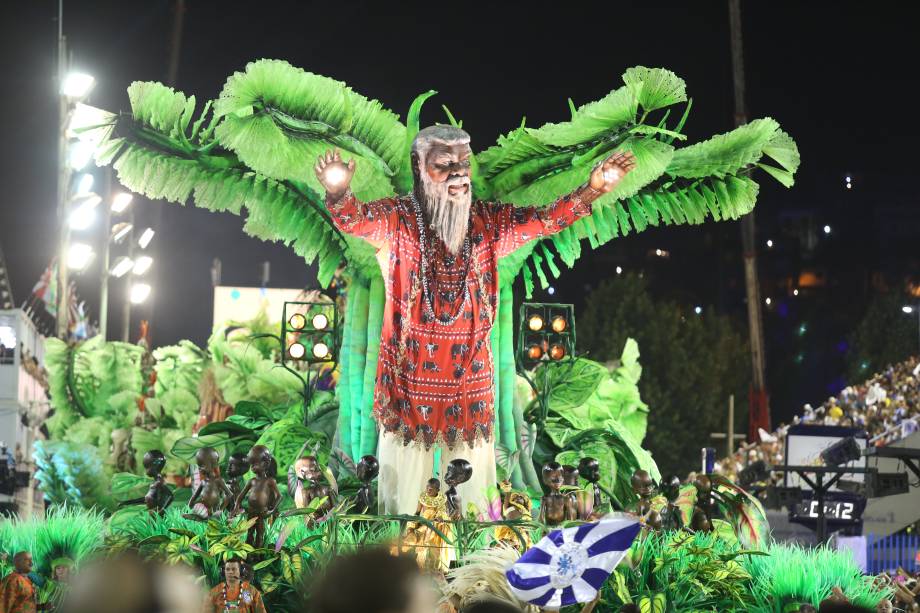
326, 191, 591, 449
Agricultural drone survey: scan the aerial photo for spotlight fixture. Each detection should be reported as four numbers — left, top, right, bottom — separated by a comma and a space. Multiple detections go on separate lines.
312, 342, 330, 359
282, 300, 338, 365
518, 303, 575, 369
548, 343, 566, 361
819, 436, 862, 467
288, 342, 306, 359
526, 343, 544, 360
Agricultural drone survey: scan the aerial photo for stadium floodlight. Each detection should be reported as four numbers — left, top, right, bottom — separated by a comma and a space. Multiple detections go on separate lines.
111, 192, 133, 213
129, 283, 151, 304
75, 173, 95, 195
137, 227, 155, 249
110, 222, 133, 243
68, 195, 102, 230
132, 256, 153, 275
67, 243, 95, 271
61, 72, 95, 98
109, 257, 134, 278
68, 140, 95, 170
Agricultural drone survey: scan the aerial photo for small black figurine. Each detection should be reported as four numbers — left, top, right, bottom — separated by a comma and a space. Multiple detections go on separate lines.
225, 451, 249, 501
577, 457, 602, 513
119, 450, 173, 515
562, 464, 582, 517
355, 455, 379, 513
444, 458, 473, 520
690, 474, 715, 532
658, 474, 685, 531
185, 446, 234, 520
540, 461, 576, 526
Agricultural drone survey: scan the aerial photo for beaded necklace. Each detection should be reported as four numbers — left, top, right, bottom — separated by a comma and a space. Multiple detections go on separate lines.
410, 193, 472, 326
222, 581, 244, 612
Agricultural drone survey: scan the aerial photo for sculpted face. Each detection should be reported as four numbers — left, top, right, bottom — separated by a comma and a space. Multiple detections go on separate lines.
356, 455, 379, 482
577, 457, 600, 483
542, 462, 564, 490
562, 465, 580, 486
227, 453, 249, 478
142, 450, 166, 478
295, 456, 322, 483
660, 475, 682, 501
631, 469, 655, 498
247, 445, 272, 475
195, 447, 220, 474
413, 133, 473, 256
444, 458, 473, 487
422, 142, 472, 196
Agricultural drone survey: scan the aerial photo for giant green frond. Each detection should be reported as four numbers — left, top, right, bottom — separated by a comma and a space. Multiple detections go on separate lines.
666, 117, 799, 180
622, 66, 687, 112
89, 81, 352, 285
214, 59, 406, 202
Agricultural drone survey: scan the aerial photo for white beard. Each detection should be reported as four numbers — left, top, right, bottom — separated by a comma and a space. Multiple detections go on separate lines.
419, 175, 472, 255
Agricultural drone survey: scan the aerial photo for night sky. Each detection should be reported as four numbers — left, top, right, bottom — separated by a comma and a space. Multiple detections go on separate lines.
1, 2, 917, 418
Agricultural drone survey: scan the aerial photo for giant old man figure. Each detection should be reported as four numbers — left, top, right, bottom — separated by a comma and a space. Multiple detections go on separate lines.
316, 126, 635, 514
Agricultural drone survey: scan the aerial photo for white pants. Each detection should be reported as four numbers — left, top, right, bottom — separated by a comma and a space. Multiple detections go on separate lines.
377, 432, 497, 517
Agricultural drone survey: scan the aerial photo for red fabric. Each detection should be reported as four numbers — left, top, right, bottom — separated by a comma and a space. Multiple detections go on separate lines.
327, 192, 591, 449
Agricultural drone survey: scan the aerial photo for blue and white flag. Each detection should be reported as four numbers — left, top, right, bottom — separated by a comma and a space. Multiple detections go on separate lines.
505, 516, 641, 609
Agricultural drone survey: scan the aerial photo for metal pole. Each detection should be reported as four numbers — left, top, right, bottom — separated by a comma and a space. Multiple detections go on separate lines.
55, 0, 71, 339
728, 0, 770, 439
727, 394, 735, 458
98, 168, 112, 340
121, 210, 134, 342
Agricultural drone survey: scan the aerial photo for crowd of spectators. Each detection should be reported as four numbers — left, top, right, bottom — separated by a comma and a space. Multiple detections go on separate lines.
714, 356, 920, 482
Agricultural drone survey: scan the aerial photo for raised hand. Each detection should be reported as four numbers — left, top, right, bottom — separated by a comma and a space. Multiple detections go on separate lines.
315, 149, 356, 197
589, 151, 637, 193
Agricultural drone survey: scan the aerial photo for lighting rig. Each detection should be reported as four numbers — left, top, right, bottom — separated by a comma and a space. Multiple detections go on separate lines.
251, 299, 338, 426
516, 302, 576, 424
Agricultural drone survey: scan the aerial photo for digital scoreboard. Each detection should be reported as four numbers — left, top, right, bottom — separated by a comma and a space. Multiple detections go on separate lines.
790, 492, 866, 524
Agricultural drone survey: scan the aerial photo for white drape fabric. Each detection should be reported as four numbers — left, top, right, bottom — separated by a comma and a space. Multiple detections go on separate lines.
377, 431, 497, 516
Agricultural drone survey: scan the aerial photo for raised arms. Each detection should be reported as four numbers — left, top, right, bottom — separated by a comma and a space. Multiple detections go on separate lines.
493, 152, 636, 257
316, 149, 394, 242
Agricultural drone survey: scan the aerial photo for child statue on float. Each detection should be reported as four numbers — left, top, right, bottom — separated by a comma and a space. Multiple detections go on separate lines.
316, 127, 636, 514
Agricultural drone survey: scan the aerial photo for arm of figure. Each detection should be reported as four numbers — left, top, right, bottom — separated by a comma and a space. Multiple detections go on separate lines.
315, 149, 394, 242
269, 481, 283, 516
234, 482, 252, 514
220, 479, 235, 511
118, 496, 146, 507
493, 152, 636, 258
162, 485, 175, 511
188, 484, 203, 508
566, 495, 579, 521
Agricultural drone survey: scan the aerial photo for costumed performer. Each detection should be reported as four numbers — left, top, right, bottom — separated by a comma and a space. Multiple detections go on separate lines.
0, 551, 49, 613
396, 477, 453, 572
315, 127, 636, 514
204, 559, 266, 613
36, 559, 72, 613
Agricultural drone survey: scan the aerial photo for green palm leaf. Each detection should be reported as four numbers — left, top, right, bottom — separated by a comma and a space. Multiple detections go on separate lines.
214, 59, 405, 202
